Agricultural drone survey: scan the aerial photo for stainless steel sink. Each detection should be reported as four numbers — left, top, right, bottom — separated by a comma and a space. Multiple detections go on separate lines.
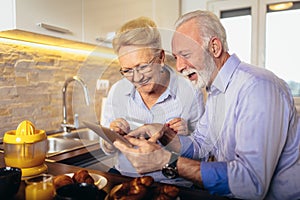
46, 128, 100, 157
49, 129, 99, 140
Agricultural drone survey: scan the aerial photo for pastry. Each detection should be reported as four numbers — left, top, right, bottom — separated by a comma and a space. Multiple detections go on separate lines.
108, 176, 154, 200
153, 185, 180, 200
107, 176, 179, 200
53, 174, 74, 189
72, 169, 95, 185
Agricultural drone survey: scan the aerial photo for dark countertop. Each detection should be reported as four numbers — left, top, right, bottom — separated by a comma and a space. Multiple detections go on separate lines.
0, 151, 228, 200
45, 143, 102, 163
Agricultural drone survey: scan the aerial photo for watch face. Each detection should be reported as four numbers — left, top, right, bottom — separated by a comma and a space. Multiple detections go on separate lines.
162, 166, 178, 179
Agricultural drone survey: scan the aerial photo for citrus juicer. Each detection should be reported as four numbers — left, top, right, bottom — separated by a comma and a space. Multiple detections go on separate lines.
3, 120, 48, 177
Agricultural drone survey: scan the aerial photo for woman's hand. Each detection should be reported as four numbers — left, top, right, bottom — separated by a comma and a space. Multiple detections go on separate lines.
101, 118, 130, 153
100, 138, 116, 154
110, 118, 130, 135
167, 118, 188, 135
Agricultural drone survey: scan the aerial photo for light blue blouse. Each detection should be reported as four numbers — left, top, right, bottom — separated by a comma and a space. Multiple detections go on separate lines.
101, 66, 204, 186
181, 54, 300, 199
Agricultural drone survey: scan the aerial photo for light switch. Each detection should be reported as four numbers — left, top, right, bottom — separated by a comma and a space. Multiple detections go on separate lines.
97, 79, 109, 94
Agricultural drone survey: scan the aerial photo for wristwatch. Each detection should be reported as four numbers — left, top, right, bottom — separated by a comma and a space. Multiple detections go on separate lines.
162, 151, 179, 179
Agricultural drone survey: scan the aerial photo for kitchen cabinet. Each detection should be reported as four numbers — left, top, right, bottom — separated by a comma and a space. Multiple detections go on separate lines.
83, 0, 180, 46
0, 0, 83, 41
1, 0, 179, 46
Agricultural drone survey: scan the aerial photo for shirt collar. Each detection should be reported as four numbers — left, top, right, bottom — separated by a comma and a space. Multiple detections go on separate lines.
126, 65, 177, 100
162, 66, 177, 99
208, 54, 241, 94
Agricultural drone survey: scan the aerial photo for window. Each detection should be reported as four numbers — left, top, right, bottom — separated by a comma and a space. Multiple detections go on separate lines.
265, 1, 300, 96
220, 8, 252, 63
208, 0, 300, 110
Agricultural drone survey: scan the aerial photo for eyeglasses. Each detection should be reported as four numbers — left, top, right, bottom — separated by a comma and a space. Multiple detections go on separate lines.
119, 56, 157, 78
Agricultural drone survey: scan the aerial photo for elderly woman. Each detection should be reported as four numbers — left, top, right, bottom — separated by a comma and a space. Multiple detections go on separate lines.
100, 17, 204, 187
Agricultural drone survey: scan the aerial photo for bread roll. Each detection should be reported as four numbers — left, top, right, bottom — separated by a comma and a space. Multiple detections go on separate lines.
53, 175, 74, 189
108, 176, 179, 200
72, 169, 94, 184
161, 185, 180, 198
153, 185, 180, 200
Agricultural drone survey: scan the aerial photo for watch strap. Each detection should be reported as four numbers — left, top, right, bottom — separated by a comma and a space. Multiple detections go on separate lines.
168, 151, 179, 167
162, 151, 179, 179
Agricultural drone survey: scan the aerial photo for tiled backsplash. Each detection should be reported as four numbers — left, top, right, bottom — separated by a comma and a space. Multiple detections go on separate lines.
0, 41, 120, 137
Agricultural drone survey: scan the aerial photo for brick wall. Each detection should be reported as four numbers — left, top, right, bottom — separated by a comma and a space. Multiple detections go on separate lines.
0, 41, 121, 137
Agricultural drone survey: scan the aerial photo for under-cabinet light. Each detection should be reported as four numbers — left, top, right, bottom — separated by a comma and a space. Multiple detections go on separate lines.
268, 2, 293, 11
0, 37, 117, 59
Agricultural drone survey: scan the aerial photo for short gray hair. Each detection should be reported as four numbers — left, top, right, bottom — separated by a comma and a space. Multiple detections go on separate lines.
175, 10, 229, 51
112, 16, 162, 55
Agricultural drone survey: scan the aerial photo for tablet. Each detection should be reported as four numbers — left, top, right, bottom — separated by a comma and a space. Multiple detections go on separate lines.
82, 121, 133, 147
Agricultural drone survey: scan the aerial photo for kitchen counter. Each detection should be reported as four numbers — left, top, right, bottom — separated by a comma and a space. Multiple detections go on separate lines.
0, 153, 229, 200
45, 143, 101, 163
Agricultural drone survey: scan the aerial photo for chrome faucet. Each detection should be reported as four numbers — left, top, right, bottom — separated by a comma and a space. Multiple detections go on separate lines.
61, 76, 90, 132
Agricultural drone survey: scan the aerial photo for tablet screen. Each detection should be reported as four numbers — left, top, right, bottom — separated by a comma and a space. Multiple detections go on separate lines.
82, 121, 133, 147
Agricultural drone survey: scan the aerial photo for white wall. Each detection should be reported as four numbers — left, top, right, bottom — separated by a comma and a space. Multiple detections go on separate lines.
181, 0, 209, 14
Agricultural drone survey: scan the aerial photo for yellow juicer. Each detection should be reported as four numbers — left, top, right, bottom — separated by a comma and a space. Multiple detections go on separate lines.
3, 120, 48, 177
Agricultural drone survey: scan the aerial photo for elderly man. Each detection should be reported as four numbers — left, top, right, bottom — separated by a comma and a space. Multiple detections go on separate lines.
114, 10, 300, 200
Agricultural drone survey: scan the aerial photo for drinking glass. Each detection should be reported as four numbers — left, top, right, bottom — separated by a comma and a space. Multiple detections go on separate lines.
25, 174, 55, 200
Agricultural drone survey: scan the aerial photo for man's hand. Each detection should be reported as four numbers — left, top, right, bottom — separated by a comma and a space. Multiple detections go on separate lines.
114, 135, 171, 174
128, 123, 165, 139
167, 118, 188, 135
129, 124, 181, 152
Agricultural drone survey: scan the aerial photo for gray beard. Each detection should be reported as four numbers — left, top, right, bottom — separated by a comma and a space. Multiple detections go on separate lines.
197, 52, 217, 89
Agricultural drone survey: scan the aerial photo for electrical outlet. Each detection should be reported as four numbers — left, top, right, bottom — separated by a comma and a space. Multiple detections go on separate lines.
97, 79, 109, 92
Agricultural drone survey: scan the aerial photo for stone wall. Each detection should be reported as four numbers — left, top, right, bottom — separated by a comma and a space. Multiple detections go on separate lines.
0, 41, 120, 137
